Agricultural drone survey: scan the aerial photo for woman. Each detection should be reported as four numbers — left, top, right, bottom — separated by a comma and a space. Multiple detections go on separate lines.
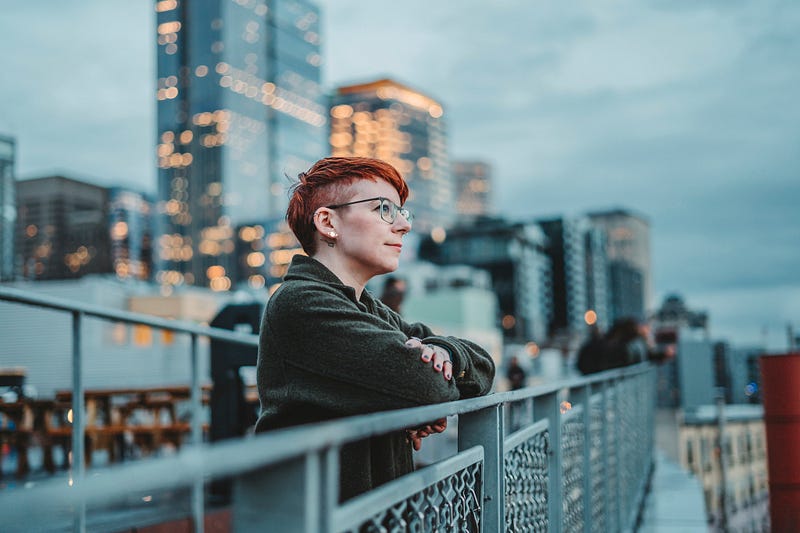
254, 157, 496, 501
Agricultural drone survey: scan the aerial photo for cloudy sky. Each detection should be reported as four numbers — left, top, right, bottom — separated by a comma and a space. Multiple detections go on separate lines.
1, 1, 798, 348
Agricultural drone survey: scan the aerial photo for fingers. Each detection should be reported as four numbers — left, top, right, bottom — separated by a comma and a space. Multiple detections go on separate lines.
406, 430, 424, 451
430, 346, 452, 380
407, 418, 449, 451
406, 337, 452, 381
431, 418, 448, 433
404, 337, 423, 349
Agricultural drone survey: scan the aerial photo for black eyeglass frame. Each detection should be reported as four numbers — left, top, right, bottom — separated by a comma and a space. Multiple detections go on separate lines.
325, 196, 414, 226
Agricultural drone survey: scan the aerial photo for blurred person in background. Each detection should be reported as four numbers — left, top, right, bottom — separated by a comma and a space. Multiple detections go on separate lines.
506, 356, 526, 390
379, 275, 407, 314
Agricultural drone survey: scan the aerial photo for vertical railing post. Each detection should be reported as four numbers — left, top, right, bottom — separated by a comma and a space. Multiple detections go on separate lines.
317, 447, 338, 532
534, 390, 562, 533
459, 404, 504, 533
71, 311, 86, 533
189, 333, 204, 533
579, 383, 593, 532
233, 452, 322, 532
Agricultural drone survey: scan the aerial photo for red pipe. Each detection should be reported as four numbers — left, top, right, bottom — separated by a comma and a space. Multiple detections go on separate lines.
760, 352, 800, 532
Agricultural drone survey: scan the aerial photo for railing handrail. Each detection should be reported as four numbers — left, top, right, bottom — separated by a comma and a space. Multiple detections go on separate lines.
0, 285, 259, 346
0, 363, 651, 518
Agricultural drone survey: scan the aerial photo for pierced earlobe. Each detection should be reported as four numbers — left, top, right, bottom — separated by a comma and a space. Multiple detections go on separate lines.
328, 231, 337, 238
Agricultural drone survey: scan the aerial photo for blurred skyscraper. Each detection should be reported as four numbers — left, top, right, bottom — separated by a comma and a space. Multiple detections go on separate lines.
235, 217, 304, 292
452, 160, 491, 223
15, 176, 154, 282
418, 217, 551, 344
330, 78, 453, 234
651, 294, 710, 407
16, 176, 112, 280
587, 209, 652, 318
584, 224, 611, 332
0, 134, 15, 281
155, 0, 326, 291
108, 188, 154, 281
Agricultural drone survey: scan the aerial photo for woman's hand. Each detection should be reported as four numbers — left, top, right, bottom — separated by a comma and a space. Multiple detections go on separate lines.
405, 337, 453, 380
406, 418, 448, 451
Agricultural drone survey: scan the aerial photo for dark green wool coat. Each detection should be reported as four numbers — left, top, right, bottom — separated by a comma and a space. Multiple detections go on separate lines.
255, 255, 496, 501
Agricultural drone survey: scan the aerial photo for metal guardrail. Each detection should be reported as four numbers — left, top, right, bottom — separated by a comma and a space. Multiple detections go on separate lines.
0, 285, 656, 532
0, 285, 258, 532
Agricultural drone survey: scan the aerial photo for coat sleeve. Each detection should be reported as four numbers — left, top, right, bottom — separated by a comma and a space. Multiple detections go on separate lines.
376, 301, 496, 399
264, 283, 473, 415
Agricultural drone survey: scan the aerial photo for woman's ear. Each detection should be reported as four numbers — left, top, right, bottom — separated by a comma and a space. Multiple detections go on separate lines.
313, 208, 337, 239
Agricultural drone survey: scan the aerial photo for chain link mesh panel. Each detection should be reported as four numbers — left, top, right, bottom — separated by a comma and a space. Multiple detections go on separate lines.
606, 389, 619, 532
561, 409, 585, 532
504, 428, 549, 532
589, 396, 606, 530
341, 462, 483, 533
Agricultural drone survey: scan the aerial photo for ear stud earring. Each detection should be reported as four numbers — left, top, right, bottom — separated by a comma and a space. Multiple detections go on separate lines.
329, 231, 337, 238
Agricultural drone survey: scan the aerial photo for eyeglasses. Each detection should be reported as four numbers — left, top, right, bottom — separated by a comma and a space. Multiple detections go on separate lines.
326, 197, 413, 226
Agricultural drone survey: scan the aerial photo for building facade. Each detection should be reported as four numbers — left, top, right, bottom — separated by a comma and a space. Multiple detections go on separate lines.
538, 217, 594, 338
330, 78, 453, 234
583, 224, 611, 332
418, 217, 551, 344
156, 0, 326, 291
235, 217, 304, 293
679, 405, 770, 531
452, 160, 491, 224
587, 209, 652, 317
0, 135, 14, 281
651, 294, 710, 407
16, 176, 112, 280
714, 342, 764, 405
108, 188, 155, 282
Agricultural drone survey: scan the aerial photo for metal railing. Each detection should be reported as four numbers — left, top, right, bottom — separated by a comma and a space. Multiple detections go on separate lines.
0, 285, 259, 532
0, 286, 656, 532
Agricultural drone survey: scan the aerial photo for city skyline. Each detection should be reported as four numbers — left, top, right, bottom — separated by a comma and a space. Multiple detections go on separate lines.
1, 1, 798, 349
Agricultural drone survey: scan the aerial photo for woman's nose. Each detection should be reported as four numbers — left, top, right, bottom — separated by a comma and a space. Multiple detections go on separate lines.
393, 214, 411, 233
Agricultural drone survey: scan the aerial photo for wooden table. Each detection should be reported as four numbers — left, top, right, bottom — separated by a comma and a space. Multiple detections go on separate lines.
50, 385, 211, 468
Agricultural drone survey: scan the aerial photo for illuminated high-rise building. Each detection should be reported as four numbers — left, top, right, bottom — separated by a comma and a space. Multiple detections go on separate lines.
330, 78, 454, 233
155, 0, 326, 291
452, 160, 491, 223
587, 209, 652, 316
15, 176, 154, 282
0, 135, 15, 281
236, 217, 304, 292
16, 176, 112, 280
108, 188, 154, 281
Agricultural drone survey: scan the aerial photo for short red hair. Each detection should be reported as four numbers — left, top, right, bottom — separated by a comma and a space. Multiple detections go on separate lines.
286, 157, 409, 255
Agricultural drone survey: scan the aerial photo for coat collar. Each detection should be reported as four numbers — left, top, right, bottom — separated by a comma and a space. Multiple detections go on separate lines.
284, 255, 378, 308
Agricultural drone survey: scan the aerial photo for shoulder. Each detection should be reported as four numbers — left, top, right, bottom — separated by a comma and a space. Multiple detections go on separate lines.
267, 279, 354, 318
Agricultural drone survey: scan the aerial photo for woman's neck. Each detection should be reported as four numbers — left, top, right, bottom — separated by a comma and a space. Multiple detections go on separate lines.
312, 251, 367, 299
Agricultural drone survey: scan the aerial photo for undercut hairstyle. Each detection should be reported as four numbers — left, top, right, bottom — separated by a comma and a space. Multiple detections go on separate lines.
286, 157, 409, 255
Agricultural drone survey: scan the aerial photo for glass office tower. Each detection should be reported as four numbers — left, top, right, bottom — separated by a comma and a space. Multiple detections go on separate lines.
156, 0, 325, 291
0, 135, 15, 281
452, 160, 492, 223
588, 209, 652, 317
330, 78, 454, 234
108, 188, 154, 281
16, 176, 112, 280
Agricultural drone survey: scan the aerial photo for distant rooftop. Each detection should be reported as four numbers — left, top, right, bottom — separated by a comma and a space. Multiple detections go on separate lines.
682, 404, 763, 424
